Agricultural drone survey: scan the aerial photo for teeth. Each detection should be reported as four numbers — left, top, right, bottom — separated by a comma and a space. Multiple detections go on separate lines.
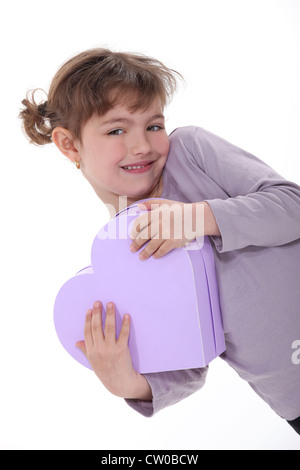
123, 165, 146, 170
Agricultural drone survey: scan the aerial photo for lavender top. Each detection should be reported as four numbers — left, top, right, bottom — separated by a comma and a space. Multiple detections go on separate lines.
126, 126, 300, 421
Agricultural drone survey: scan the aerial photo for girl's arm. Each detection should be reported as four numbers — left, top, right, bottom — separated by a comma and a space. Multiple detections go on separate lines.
187, 126, 300, 253
125, 367, 208, 417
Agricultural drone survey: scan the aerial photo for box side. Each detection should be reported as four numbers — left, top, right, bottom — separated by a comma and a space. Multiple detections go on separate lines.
185, 239, 217, 365
199, 238, 226, 357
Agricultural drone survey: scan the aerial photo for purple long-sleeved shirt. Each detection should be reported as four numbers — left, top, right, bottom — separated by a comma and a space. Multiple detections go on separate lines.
126, 126, 300, 421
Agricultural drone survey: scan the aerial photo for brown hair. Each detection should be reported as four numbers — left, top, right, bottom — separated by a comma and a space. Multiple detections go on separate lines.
19, 48, 182, 146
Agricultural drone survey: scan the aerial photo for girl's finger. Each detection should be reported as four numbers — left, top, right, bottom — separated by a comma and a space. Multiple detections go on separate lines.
75, 340, 87, 356
152, 240, 175, 259
92, 301, 104, 346
130, 224, 154, 253
117, 314, 131, 347
138, 238, 162, 260
130, 212, 151, 240
104, 302, 116, 343
83, 309, 93, 349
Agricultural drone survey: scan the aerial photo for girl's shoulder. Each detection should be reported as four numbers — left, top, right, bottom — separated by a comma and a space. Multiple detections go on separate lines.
168, 125, 199, 141
168, 126, 199, 157
168, 126, 252, 158
168, 125, 224, 150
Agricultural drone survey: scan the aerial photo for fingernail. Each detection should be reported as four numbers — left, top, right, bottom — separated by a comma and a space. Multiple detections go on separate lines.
93, 301, 101, 308
107, 302, 114, 309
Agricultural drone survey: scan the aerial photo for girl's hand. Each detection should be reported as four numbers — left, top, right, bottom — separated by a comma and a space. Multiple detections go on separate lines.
129, 199, 207, 260
75, 301, 152, 400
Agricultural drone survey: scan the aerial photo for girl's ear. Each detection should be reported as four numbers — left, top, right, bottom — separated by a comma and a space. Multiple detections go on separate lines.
52, 127, 80, 162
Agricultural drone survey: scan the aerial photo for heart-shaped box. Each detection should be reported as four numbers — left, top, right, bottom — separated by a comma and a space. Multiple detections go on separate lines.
53, 201, 226, 373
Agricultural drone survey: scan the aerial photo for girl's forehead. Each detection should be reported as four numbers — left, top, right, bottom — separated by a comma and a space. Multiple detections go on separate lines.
97, 96, 164, 122
107, 89, 164, 112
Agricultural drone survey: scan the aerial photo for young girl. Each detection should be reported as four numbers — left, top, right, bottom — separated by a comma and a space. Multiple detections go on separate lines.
19, 48, 300, 435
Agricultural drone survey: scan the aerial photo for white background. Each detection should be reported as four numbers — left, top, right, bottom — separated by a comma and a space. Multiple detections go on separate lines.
1, 0, 300, 450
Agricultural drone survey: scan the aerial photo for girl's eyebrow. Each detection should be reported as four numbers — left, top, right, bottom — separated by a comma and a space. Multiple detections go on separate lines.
101, 114, 165, 126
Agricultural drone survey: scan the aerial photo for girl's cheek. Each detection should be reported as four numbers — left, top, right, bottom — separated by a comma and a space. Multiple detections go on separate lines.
161, 135, 170, 156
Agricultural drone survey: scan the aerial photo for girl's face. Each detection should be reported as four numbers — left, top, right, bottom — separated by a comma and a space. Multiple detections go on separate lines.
77, 96, 170, 208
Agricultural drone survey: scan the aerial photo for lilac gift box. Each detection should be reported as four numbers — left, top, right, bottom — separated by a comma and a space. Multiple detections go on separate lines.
53, 201, 226, 373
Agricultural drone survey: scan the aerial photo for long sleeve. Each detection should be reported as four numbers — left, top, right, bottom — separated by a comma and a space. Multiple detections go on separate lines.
125, 367, 208, 417
171, 126, 300, 253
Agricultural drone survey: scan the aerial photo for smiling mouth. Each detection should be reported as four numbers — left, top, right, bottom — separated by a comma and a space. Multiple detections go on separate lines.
120, 161, 154, 172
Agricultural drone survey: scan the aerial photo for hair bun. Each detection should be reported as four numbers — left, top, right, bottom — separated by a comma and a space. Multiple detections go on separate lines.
38, 101, 48, 117
19, 90, 52, 145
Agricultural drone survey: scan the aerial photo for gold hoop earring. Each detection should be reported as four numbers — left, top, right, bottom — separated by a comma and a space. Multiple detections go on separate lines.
75, 161, 80, 169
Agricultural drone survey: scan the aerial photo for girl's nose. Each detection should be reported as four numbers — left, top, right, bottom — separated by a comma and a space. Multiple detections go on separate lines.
130, 133, 152, 155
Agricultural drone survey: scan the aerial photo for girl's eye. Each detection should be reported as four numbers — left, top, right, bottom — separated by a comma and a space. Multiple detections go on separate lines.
147, 125, 163, 132
108, 129, 124, 136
